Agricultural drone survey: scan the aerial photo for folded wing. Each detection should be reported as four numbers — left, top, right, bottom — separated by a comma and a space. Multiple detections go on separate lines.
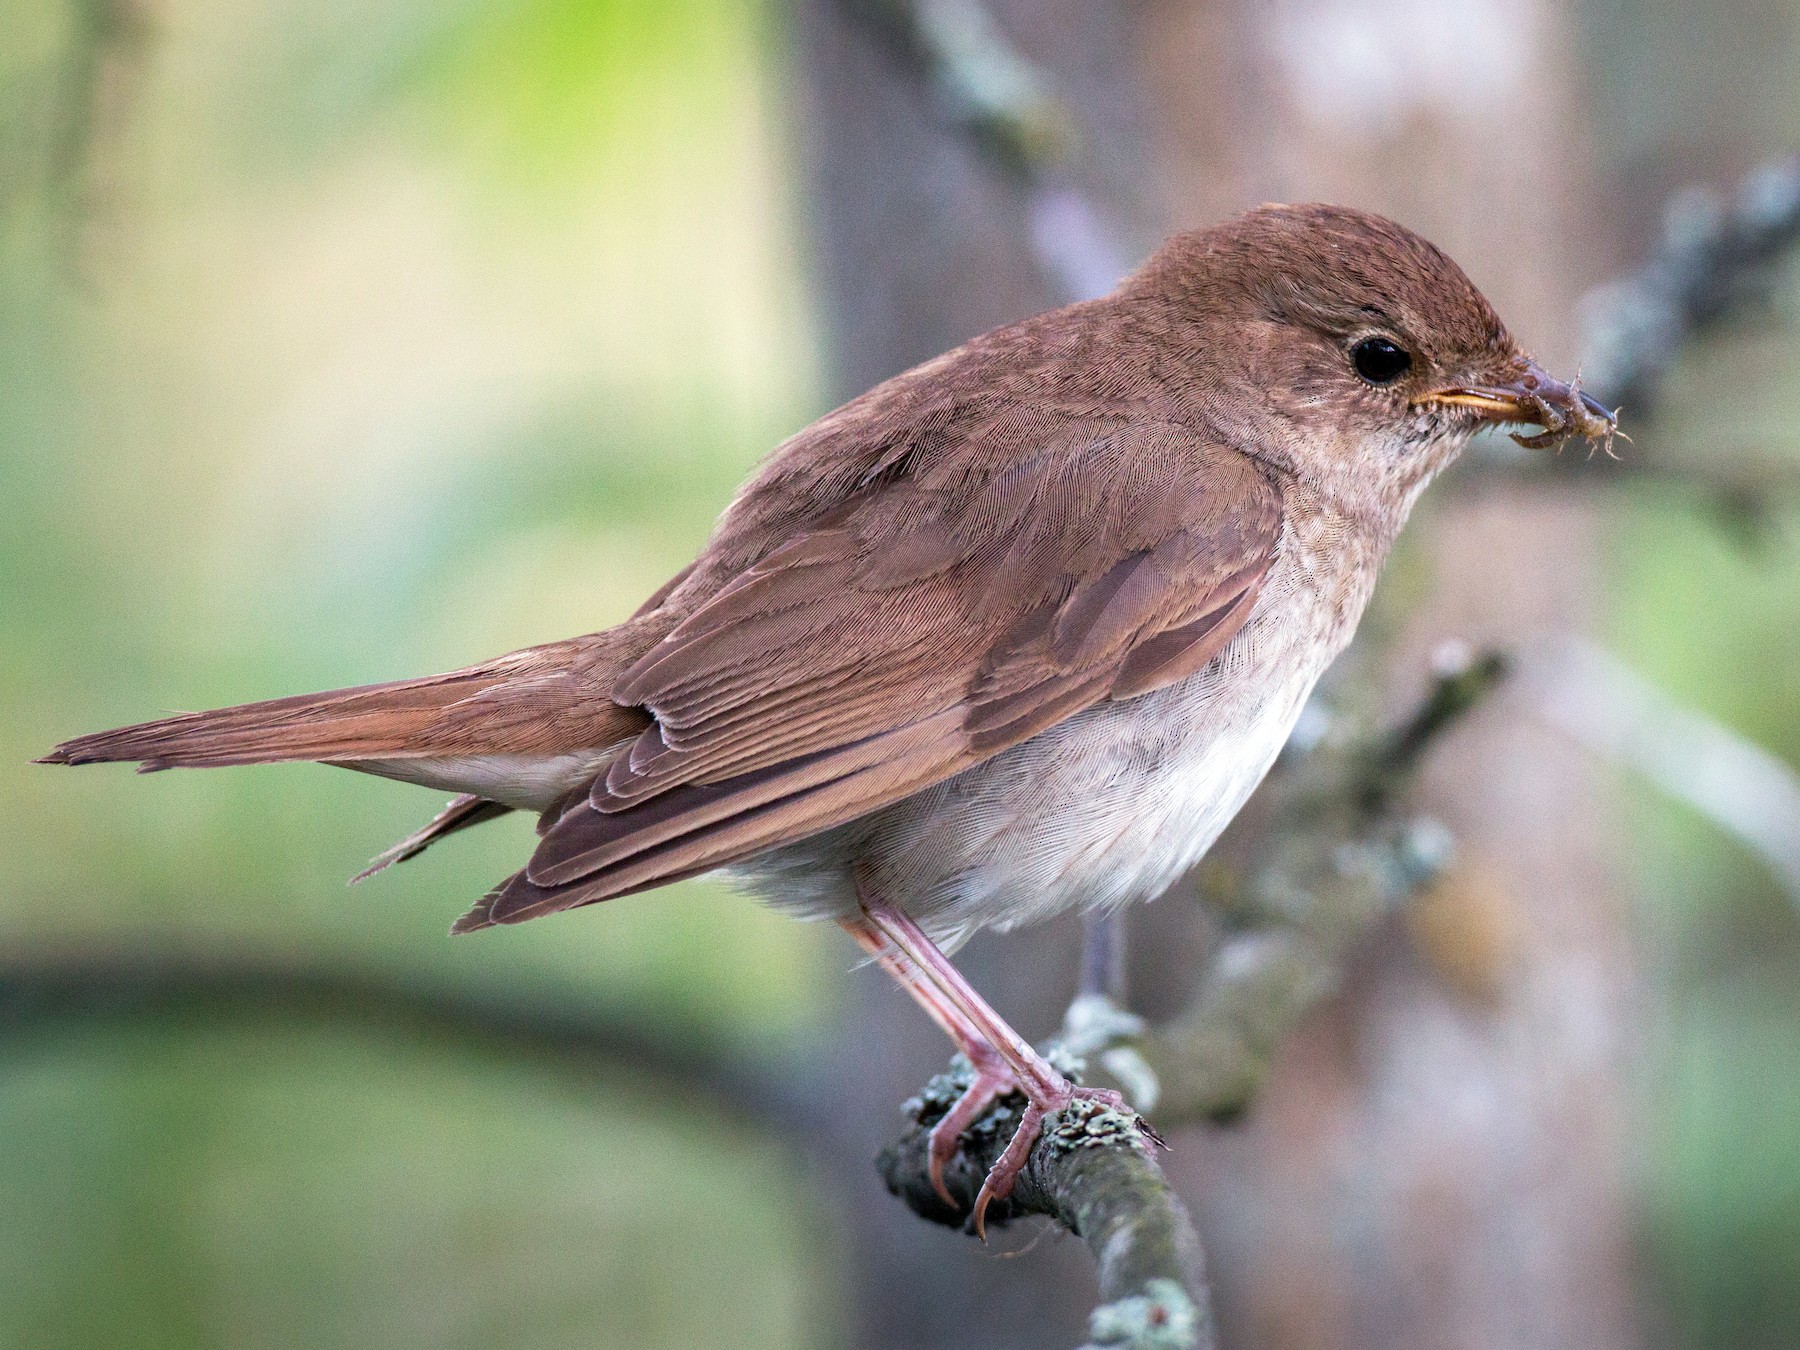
458, 420, 1283, 931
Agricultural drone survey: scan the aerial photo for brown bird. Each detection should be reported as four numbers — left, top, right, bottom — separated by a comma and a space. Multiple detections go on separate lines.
40, 203, 1615, 1231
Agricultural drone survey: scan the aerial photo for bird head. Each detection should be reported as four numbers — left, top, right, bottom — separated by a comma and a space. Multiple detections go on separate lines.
1128, 203, 1617, 521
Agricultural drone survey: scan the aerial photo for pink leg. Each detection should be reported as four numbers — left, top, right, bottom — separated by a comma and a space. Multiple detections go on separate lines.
838, 915, 982, 1049
856, 889, 1132, 1237
839, 917, 1019, 1206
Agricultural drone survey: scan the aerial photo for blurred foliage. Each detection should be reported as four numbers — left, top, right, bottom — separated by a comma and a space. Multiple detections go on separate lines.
2, 0, 825, 1014
1608, 312, 1800, 1346
1576, 3, 1800, 1338
2, 0, 837, 1345
6, 0, 1800, 1347
0, 1024, 828, 1350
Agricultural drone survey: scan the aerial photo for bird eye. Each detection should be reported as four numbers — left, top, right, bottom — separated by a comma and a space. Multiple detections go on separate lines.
1350, 336, 1412, 385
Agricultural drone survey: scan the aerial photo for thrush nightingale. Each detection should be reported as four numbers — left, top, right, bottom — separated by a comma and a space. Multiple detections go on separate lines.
42, 203, 1617, 1229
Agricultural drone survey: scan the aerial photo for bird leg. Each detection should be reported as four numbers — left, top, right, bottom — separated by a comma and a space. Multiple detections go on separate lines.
851, 887, 1135, 1237
838, 915, 1017, 1208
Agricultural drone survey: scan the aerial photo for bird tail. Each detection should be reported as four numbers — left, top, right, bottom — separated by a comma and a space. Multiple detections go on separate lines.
34, 630, 647, 778
37, 668, 522, 771
36, 636, 657, 885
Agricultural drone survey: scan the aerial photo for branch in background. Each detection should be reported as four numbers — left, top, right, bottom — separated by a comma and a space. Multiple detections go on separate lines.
1118, 644, 1506, 1124
1354, 646, 1513, 813
1583, 158, 1800, 415
1525, 636, 1800, 904
839, 0, 1131, 303
0, 950, 803, 1131
863, 0, 1071, 178
879, 1058, 1215, 1350
1454, 157, 1800, 509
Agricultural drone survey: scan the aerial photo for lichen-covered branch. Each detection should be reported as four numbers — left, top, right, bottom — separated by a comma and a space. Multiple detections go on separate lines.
1102, 646, 1507, 1125
879, 1057, 1215, 1350
1582, 158, 1800, 415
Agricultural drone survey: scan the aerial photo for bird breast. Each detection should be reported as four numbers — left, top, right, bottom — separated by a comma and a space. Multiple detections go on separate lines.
734, 493, 1381, 947
732, 584, 1350, 949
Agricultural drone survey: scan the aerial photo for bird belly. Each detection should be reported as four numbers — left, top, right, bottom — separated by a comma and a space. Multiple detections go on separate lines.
731, 650, 1325, 949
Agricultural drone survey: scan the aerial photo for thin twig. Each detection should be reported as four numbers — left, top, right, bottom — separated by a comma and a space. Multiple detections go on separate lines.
1582, 158, 1800, 415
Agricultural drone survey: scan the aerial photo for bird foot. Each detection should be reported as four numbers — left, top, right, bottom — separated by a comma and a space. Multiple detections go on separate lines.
926, 1054, 1012, 1207
931, 1063, 1140, 1240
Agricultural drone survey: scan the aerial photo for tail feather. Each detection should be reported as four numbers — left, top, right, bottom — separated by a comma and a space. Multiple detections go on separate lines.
349, 793, 513, 884
37, 669, 514, 770
36, 635, 649, 776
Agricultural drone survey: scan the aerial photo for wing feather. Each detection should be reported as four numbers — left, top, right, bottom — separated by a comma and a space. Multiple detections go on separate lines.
454, 421, 1283, 931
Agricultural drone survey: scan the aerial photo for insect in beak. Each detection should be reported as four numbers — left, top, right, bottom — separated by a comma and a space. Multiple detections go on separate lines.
1415, 360, 1621, 456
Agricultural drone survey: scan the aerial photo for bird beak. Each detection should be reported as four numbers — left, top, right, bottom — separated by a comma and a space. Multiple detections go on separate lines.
1413, 360, 1618, 451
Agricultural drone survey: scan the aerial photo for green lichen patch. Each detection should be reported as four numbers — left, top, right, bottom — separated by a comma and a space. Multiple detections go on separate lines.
1079, 1278, 1201, 1350
899, 1053, 979, 1123
1046, 1096, 1152, 1155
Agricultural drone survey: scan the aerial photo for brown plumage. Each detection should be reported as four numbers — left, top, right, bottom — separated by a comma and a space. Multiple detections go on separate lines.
42, 204, 1616, 1223
348, 794, 513, 884
41, 203, 1612, 943
40, 633, 647, 773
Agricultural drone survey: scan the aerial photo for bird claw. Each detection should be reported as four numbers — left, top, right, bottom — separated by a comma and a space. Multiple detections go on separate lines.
971, 1099, 1048, 1240
926, 1060, 1010, 1206
950, 1081, 1152, 1242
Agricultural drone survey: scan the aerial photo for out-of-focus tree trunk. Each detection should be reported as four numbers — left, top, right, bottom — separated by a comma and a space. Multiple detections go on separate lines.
794, 2, 1640, 1346
794, 8, 1151, 1343
1142, 6, 1640, 1348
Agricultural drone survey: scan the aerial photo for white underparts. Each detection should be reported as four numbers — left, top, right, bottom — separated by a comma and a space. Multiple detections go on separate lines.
348, 751, 615, 812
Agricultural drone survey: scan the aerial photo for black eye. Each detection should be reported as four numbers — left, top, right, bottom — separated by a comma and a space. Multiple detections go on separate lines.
1351, 336, 1412, 384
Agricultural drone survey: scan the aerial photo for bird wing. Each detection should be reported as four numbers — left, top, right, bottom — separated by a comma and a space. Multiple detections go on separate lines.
456, 421, 1283, 931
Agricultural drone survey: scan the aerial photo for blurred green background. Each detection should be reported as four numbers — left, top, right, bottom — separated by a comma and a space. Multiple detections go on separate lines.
5, 2, 840, 1346
5, 1, 1800, 1347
